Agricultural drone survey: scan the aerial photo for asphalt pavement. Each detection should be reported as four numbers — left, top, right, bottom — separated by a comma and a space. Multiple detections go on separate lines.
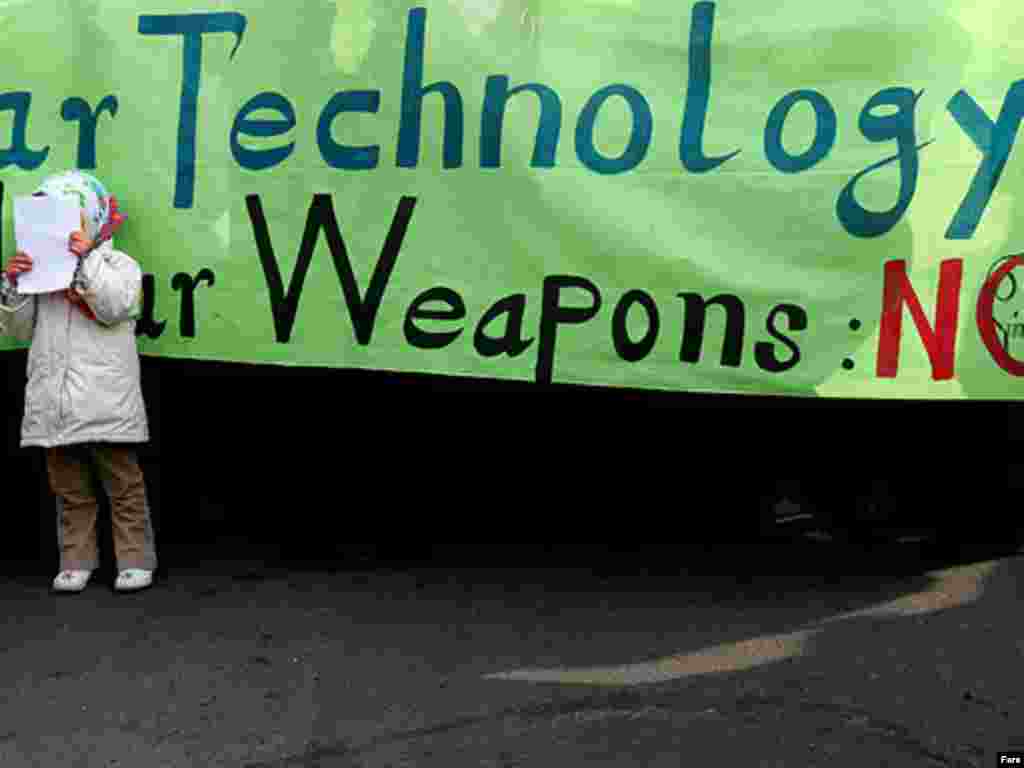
1, 538, 1021, 767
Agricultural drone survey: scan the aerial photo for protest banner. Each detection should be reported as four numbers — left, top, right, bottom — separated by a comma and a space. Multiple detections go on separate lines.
1, 0, 1022, 400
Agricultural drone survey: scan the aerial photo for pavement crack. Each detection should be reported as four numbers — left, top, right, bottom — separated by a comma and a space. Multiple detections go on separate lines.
244, 690, 648, 767
244, 739, 356, 768
788, 698, 982, 768
244, 683, 988, 768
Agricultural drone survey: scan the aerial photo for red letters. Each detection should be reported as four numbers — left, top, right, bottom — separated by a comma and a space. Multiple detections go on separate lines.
876, 259, 963, 380
976, 254, 1024, 376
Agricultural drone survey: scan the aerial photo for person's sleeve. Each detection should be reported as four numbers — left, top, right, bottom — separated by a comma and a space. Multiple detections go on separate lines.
72, 245, 143, 328
0, 272, 37, 342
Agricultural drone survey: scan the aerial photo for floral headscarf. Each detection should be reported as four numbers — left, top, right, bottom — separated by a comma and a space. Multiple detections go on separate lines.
34, 170, 124, 244
33, 170, 127, 321
1, 170, 126, 319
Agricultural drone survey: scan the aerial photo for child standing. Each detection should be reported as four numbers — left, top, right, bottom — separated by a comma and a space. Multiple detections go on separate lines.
0, 170, 156, 592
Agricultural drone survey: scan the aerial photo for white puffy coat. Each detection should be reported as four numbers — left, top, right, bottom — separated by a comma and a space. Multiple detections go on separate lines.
0, 242, 149, 448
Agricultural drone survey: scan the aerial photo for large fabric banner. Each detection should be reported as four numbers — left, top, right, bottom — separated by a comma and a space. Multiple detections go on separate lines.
1, 0, 1022, 399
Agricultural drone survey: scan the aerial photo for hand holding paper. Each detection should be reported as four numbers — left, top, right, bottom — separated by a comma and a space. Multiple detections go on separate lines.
4, 251, 33, 276
12, 195, 82, 295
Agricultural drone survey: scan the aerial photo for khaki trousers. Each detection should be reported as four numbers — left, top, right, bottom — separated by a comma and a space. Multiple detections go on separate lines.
45, 443, 157, 572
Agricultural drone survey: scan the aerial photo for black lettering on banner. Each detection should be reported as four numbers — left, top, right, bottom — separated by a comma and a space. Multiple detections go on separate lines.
404, 286, 466, 349
136, 274, 167, 339
536, 275, 602, 384
245, 195, 417, 344
171, 268, 215, 338
755, 303, 807, 372
678, 292, 745, 367
612, 289, 659, 362
474, 294, 534, 358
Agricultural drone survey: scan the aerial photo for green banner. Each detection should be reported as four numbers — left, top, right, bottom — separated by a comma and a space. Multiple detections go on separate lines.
2, 0, 1023, 399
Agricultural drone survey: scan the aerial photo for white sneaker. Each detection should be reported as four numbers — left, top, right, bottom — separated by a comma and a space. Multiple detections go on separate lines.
115, 569, 153, 592
53, 570, 92, 592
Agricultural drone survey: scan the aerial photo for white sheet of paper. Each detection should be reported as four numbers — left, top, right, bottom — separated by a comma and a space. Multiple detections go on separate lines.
13, 195, 81, 295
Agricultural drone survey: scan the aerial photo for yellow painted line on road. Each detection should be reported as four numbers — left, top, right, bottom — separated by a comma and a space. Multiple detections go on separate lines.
484, 629, 818, 686
819, 561, 999, 622
483, 561, 1000, 687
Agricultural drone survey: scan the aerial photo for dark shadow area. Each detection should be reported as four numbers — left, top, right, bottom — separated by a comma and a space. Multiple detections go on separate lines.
2, 353, 1020, 578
